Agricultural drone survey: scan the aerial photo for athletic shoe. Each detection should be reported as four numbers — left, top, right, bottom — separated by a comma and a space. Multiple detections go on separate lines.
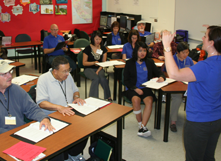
170, 124, 177, 132
137, 127, 151, 137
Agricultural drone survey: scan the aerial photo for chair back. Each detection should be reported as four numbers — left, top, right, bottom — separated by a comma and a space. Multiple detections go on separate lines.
40, 30, 49, 41
80, 31, 90, 41
77, 51, 84, 68
74, 38, 90, 48
74, 28, 81, 38
15, 34, 31, 42
0, 30, 5, 36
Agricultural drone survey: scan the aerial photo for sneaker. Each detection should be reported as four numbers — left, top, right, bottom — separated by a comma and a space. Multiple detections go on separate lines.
137, 127, 151, 137
170, 124, 177, 132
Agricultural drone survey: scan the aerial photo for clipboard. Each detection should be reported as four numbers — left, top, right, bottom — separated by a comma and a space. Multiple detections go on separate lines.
54, 42, 66, 51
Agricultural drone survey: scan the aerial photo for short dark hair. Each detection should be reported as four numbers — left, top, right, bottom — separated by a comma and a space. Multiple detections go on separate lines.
177, 42, 189, 53
127, 29, 140, 43
91, 30, 103, 46
51, 56, 69, 70
131, 41, 148, 62
207, 26, 221, 54
111, 21, 120, 31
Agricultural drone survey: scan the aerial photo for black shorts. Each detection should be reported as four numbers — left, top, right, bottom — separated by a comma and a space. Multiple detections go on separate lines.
124, 88, 156, 102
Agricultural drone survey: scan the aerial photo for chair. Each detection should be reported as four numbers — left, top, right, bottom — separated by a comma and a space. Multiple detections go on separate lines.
15, 34, 34, 63
74, 38, 90, 48
80, 31, 90, 41
77, 51, 109, 98
0, 30, 8, 59
74, 28, 81, 39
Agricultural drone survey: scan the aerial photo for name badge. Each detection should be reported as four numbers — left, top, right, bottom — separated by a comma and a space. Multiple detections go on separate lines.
96, 49, 103, 55
5, 116, 16, 125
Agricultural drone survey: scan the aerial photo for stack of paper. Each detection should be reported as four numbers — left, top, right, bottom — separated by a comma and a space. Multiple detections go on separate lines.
0, 59, 15, 64
107, 45, 124, 49
96, 60, 125, 67
14, 118, 69, 143
155, 62, 164, 67
12, 75, 38, 86
3, 141, 46, 161
182, 81, 188, 84
68, 97, 110, 115
142, 78, 176, 89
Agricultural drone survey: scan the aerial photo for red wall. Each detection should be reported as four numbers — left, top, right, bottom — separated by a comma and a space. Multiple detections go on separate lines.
0, 0, 102, 42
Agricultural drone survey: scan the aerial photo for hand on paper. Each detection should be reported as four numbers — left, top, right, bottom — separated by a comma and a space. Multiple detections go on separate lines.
40, 118, 55, 132
62, 47, 68, 52
94, 61, 99, 66
162, 31, 176, 48
156, 77, 164, 82
73, 98, 86, 106
57, 105, 75, 116
135, 88, 143, 95
158, 56, 165, 61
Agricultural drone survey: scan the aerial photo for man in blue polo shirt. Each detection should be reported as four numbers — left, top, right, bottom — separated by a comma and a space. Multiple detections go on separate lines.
43, 24, 76, 71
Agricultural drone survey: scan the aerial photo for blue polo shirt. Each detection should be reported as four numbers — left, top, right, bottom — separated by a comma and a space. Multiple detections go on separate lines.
136, 61, 148, 89
187, 55, 221, 122
139, 31, 151, 37
43, 34, 65, 56
111, 32, 121, 45
122, 42, 134, 58
164, 54, 194, 72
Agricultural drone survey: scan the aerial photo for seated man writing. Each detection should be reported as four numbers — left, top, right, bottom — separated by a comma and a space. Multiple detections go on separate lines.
43, 24, 76, 71
36, 56, 87, 161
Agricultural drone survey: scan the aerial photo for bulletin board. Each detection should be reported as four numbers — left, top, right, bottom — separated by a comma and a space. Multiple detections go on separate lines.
0, 0, 102, 42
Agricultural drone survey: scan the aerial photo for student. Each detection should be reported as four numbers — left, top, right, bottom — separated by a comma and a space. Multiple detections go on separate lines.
164, 42, 194, 132
83, 30, 112, 101
124, 41, 165, 137
162, 26, 221, 161
122, 29, 140, 59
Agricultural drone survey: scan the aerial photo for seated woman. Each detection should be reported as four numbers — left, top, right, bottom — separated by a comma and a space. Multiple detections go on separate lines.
122, 29, 140, 59
164, 42, 194, 132
83, 30, 112, 101
106, 21, 126, 59
124, 41, 165, 137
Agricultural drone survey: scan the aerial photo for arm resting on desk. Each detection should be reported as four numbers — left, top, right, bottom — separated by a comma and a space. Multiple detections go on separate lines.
43, 48, 55, 54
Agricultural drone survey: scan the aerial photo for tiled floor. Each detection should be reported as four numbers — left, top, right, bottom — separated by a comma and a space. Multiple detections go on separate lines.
14, 58, 221, 161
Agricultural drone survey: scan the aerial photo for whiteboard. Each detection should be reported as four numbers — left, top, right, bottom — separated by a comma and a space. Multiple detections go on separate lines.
175, 0, 221, 41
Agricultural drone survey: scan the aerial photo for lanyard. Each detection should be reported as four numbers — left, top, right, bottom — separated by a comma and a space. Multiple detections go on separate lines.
0, 90, 11, 117
58, 80, 68, 104
176, 54, 186, 69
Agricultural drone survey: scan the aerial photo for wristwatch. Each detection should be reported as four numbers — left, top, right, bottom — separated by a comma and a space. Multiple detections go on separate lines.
164, 47, 172, 52
74, 95, 79, 99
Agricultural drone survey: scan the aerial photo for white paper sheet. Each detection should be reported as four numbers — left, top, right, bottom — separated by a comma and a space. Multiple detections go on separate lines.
154, 62, 164, 67
96, 60, 125, 67
68, 97, 110, 115
14, 118, 69, 143
12, 75, 38, 86
142, 78, 176, 89
0, 59, 15, 64
107, 45, 124, 49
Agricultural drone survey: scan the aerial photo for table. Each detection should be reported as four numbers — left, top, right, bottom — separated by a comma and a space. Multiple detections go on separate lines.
10, 61, 25, 76
1, 41, 43, 73
20, 76, 38, 92
0, 103, 132, 161
155, 81, 187, 142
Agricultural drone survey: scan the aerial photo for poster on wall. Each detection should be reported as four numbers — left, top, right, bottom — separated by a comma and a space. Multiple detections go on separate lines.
71, 0, 92, 24
56, 0, 67, 4
20, 0, 30, 6
55, 5, 67, 15
29, 3, 40, 14
1, 13, 11, 22
40, 0, 52, 5
41, 5, 53, 14
4, 0, 15, 7
12, 5, 23, 16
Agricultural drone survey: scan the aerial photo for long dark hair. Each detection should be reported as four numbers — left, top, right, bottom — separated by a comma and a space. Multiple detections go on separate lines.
207, 26, 221, 54
131, 41, 148, 62
91, 30, 103, 46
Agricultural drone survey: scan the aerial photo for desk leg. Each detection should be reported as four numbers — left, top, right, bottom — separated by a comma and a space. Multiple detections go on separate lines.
15, 67, 19, 76
154, 89, 158, 129
38, 45, 41, 73
156, 89, 162, 129
34, 46, 37, 70
118, 68, 122, 105
77, 67, 81, 87
117, 118, 123, 161
113, 67, 117, 101
163, 93, 171, 142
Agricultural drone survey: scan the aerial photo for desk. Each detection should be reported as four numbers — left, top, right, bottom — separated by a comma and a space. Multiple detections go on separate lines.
20, 76, 38, 92
155, 81, 187, 142
1, 41, 43, 73
10, 61, 25, 76
0, 103, 132, 161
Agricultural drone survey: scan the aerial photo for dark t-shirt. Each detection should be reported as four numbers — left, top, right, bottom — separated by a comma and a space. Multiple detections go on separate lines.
83, 45, 107, 69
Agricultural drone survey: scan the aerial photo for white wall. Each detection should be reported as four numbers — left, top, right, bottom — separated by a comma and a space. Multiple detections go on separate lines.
106, 0, 175, 33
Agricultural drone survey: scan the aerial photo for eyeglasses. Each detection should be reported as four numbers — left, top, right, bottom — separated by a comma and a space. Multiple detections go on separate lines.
61, 68, 72, 74
0, 69, 13, 77
51, 29, 59, 31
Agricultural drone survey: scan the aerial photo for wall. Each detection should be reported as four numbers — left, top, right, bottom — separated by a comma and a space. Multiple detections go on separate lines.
106, 0, 175, 33
0, 0, 102, 42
